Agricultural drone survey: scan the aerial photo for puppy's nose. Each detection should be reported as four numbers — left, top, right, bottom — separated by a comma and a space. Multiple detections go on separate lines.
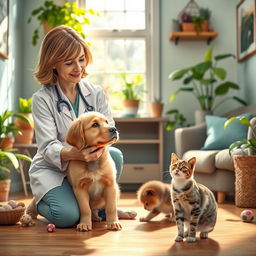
109, 127, 117, 134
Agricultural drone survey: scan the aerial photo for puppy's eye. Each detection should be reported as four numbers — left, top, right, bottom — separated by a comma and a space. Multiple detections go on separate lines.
92, 123, 99, 128
105, 120, 108, 124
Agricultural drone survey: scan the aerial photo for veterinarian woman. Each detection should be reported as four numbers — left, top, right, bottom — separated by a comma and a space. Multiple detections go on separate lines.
27, 25, 137, 228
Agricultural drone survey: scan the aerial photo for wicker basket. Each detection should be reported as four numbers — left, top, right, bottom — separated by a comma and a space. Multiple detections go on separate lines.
233, 155, 256, 208
0, 207, 26, 225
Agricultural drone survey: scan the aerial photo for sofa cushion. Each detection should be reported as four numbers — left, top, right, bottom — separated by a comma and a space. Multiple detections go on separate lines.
182, 150, 219, 174
201, 113, 253, 150
215, 148, 250, 171
215, 149, 234, 171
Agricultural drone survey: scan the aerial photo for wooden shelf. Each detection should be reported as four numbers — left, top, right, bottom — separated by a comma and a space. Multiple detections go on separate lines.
169, 31, 218, 45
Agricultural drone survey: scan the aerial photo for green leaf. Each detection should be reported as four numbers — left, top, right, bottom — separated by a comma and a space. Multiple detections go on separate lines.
239, 117, 251, 126
215, 82, 239, 95
15, 154, 32, 162
224, 117, 238, 129
212, 67, 226, 80
183, 76, 193, 85
168, 68, 191, 80
214, 54, 235, 61
233, 96, 247, 106
166, 109, 179, 115
204, 47, 213, 62
194, 61, 212, 75
2, 152, 19, 169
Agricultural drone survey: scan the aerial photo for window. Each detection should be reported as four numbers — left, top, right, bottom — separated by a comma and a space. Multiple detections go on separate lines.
79, 0, 159, 115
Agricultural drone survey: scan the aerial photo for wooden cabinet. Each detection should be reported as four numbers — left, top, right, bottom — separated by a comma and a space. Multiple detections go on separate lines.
169, 31, 218, 45
114, 117, 168, 184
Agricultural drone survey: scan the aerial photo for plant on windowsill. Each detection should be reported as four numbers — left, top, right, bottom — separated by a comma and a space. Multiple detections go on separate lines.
14, 98, 34, 145
27, 0, 97, 46
0, 110, 30, 149
0, 148, 32, 201
224, 115, 256, 208
168, 47, 247, 125
150, 97, 164, 118
119, 73, 146, 117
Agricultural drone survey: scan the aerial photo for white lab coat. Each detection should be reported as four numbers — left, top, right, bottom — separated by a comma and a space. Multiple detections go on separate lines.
29, 79, 114, 204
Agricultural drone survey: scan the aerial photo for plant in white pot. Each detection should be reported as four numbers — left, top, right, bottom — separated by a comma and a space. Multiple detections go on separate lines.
224, 116, 256, 208
120, 73, 145, 117
168, 47, 246, 125
0, 148, 32, 201
14, 97, 34, 145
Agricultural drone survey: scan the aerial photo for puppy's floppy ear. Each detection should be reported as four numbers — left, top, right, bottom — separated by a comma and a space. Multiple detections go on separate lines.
66, 119, 87, 150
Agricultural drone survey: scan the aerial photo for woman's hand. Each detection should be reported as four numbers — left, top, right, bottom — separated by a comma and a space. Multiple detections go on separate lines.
80, 146, 105, 162
61, 146, 105, 162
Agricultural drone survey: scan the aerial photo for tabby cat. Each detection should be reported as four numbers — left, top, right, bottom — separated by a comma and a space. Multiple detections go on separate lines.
170, 153, 217, 243
137, 180, 174, 222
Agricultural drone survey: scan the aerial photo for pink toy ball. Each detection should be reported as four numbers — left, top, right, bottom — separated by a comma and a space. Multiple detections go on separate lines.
240, 209, 254, 223
46, 223, 56, 232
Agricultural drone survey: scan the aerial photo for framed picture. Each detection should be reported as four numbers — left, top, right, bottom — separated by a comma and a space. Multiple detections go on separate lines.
237, 0, 256, 62
0, 0, 9, 60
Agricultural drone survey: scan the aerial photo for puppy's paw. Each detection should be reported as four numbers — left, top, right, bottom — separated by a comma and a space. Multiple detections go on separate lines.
76, 222, 92, 232
107, 221, 122, 231
200, 232, 208, 239
175, 235, 183, 242
186, 236, 196, 243
139, 217, 149, 222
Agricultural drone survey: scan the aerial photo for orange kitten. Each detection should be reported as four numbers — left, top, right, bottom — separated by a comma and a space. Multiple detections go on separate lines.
137, 180, 174, 222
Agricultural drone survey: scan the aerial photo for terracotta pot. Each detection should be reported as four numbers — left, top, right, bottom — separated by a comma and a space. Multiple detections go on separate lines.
14, 114, 34, 144
150, 103, 164, 118
0, 137, 14, 149
0, 179, 11, 202
182, 21, 209, 32
182, 23, 194, 32
122, 100, 140, 117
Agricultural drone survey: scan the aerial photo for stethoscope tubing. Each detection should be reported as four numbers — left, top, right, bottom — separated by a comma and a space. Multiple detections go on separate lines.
55, 83, 94, 113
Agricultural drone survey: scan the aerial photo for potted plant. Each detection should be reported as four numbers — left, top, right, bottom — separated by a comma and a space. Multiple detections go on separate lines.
224, 116, 256, 207
14, 98, 34, 145
169, 47, 246, 124
27, 0, 97, 46
165, 109, 190, 131
0, 110, 29, 149
0, 148, 32, 201
199, 7, 211, 31
150, 97, 164, 118
120, 73, 145, 117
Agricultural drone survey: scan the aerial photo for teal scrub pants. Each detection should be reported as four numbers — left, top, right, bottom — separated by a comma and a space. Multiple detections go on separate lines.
37, 147, 123, 228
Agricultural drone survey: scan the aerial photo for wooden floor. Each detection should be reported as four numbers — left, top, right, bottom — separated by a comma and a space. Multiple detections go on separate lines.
0, 193, 256, 256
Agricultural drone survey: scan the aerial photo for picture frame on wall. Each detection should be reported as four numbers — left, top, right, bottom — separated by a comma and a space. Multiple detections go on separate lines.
0, 0, 9, 60
237, 0, 256, 62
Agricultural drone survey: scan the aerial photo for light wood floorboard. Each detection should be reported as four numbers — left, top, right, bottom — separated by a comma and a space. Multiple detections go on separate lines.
0, 193, 255, 256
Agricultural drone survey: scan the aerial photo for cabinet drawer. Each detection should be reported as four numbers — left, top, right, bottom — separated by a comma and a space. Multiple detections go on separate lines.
119, 164, 161, 183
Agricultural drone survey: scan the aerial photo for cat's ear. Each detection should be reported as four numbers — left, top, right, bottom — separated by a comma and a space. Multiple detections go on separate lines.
188, 157, 196, 171
146, 189, 155, 196
171, 153, 179, 163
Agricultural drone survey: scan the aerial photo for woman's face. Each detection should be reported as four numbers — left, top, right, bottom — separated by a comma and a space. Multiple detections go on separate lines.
54, 47, 86, 87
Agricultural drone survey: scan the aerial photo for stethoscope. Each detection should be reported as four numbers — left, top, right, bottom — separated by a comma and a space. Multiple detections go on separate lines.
55, 83, 94, 113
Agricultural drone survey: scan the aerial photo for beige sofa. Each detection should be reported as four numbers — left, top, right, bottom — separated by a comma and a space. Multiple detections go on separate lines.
175, 104, 256, 203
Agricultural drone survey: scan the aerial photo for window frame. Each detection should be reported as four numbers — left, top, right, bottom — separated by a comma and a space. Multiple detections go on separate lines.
78, 0, 160, 110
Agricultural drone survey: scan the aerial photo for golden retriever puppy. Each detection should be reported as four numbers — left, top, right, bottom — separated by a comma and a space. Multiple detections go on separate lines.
66, 112, 121, 232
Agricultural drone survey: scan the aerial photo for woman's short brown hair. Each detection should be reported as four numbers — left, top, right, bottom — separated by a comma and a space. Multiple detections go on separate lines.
34, 25, 92, 86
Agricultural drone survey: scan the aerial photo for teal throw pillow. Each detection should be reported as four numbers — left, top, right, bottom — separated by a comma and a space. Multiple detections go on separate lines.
201, 113, 253, 150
